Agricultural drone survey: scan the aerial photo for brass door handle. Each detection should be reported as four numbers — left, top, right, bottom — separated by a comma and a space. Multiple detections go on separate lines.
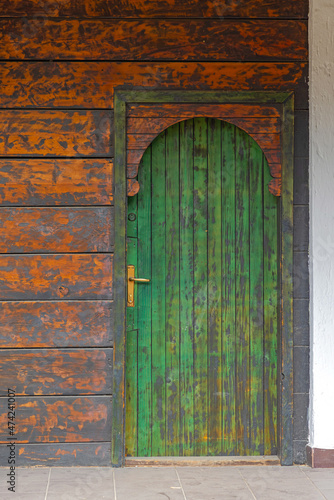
127, 265, 150, 307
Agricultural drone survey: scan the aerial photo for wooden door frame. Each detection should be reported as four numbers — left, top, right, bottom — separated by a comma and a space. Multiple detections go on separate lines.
112, 89, 294, 467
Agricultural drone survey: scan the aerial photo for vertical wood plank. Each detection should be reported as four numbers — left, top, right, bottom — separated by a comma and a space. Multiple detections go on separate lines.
280, 94, 294, 465
249, 140, 265, 454
137, 146, 152, 456
264, 158, 279, 455
125, 232, 138, 457
235, 128, 251, 455
207, 118, 223, 455
112, 94, 126, 466
179, 119, 195, 456
193, 118, 208, 456
221, 122, 237, 455
125, 329, 138, 457
165, 123, 180, 456
151, 132, 167, 456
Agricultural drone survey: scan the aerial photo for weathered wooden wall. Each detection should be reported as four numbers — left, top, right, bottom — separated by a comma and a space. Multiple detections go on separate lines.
0, 0, 308, 466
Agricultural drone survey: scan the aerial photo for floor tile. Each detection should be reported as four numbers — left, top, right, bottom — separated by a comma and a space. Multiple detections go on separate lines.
0, 467, 50, 500
239, 465, 305, 480
242, 477, 324, 500
114, 467, 184, 500
303, 468, 334, 479
47, 467, 114, 500
177, 467, 254, 500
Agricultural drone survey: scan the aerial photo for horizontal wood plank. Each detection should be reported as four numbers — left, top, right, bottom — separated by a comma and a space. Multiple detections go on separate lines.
0, 110, 112, 157
0, 0, 308, 18
0, 62, 307, 108
0, 254, 112, 300
0, 301, 113, 348
0, 207, 113, 253
128, 132, 280, 150
0, 443, 111, 466
0, 19, 308, 61
127, 117, 281, 135
0, 349, 112, 395
0, 159, 113, 206
127, 104, 281, 119
0, 396, 111, 443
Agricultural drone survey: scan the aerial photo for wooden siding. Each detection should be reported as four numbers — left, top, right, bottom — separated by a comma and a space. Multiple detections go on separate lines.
0, 349, 112, 396
0, 254, 112, 300
0, 443, 111, 466
0, 207, 113, 253
0, 159, 113, 206
0, 1, 308, 18
0, 19, 307, 61
0, 0, 307, 466
0, 62, 307, 108
0, 396, 112, 443
0, 110, 113, 156
0, 301, 113, 348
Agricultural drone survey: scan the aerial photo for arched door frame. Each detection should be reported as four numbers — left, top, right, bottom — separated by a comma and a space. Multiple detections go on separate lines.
112, 89, 294, 466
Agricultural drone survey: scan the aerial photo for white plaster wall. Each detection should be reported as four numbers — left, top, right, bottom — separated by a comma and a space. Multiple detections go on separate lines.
310, 0, 334, 448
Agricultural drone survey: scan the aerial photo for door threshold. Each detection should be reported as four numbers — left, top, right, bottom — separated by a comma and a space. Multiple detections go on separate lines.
125, 456, 280, 467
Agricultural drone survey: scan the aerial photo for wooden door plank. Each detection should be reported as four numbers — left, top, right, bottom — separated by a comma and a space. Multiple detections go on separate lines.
249, 141, 265, 454
165, 124, 180, 456
125, 330, 138, 457
235, 129, 251, 455
127, 196, 138, 239
137, 148, 152, 457
0, 159, 113, 207
193, 118, 208, 456
0, 207, 113, 253
151, 132, 167, 456
0, 254, 112, 300
126, 238, 138, 334
0, 301, 113, 348
0, 396, 111, 443
264, 160, 279, 455
0, 110, 112, 157
0, 0, 308, 18
0, 62, 306, 109
221, 122, 237, 455
207, 119, 223, 455
0, 19, 308, 61
179, 119, 195, 456
0, 349, 112, 396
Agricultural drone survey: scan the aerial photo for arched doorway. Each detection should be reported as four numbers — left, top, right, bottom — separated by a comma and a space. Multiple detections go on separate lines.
125, 117, 279, 457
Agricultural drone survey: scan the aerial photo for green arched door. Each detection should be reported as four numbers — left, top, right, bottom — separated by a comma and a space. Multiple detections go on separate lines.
126, 117, 279, 457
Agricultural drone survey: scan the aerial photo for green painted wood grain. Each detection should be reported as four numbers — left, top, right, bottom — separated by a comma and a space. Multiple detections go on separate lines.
127, 195, 138, 238
235, 128, 251, 455
125, 328, 138, 457
221, 121, 237, 455
179, 119, 195, 456
128, 116, 278, 458
165, 123, 180, 456
151, 131, 167, 456
207, 118, 223, 455
249, 139, 265, 454
263, 157, 279, 455
193, 117, 208, 456
137, 146, 152, 456
125, 236, 138, 455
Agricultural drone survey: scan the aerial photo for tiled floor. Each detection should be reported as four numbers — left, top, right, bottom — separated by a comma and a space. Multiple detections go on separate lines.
0, 466, 334, 499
